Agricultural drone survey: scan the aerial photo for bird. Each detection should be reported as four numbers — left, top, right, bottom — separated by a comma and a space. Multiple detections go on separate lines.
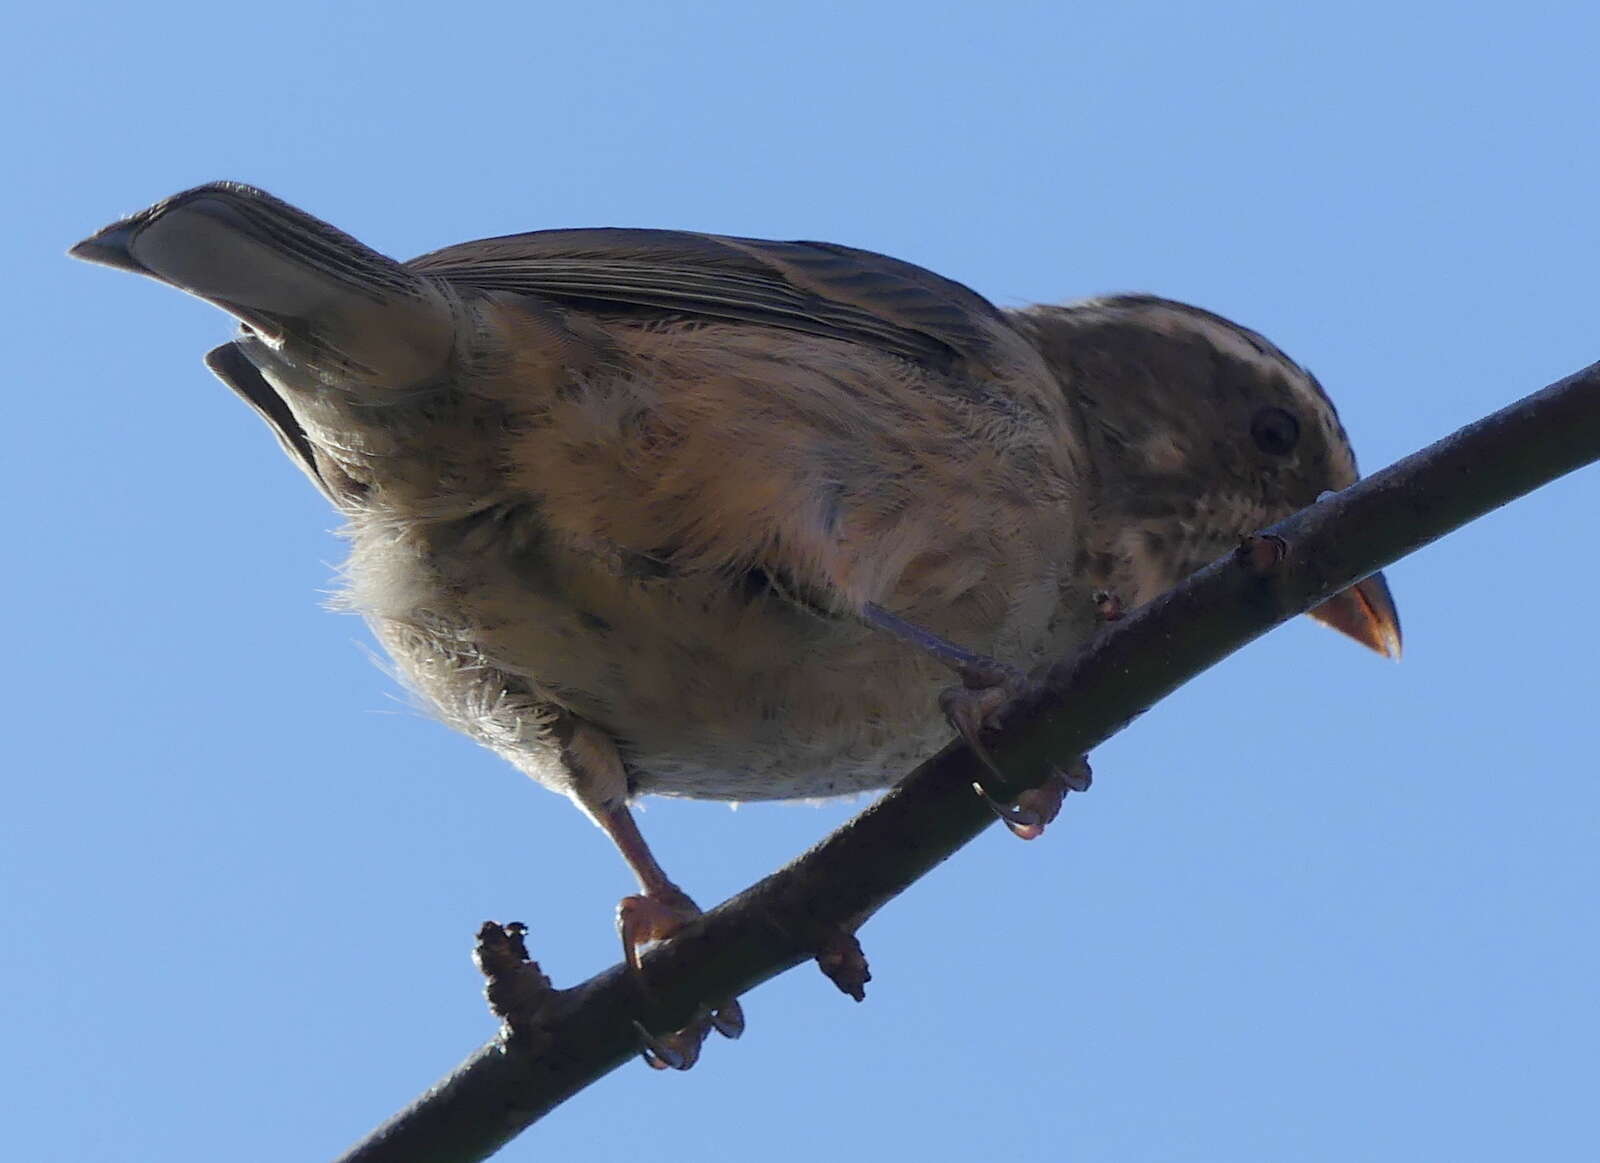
71, 182, 1400, 1066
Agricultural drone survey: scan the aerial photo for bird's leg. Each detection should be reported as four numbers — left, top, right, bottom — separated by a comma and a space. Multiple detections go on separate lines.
595, 799, 702, 971
986, 589, 1123, 834
604, 796, 873, 1006
860, 601, 1031, 739
593, 799, 746, 1067
860, 602, 1097, 839
555, 712, 724, 997
860, 601, 1023, 689
860, 601, 1056, 832
581, 704, 868, 1012
983, 590, 1120, 835
978, 589, 1123, 835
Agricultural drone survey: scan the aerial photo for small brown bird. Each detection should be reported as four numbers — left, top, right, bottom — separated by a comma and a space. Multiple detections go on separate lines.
71, 183, 1399, 1063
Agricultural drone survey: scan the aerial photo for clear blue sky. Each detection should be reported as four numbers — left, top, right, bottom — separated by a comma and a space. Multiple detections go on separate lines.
9, 3, 1598, 1160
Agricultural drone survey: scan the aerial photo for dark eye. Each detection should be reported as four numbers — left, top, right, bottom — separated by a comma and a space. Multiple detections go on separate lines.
1250, 406, 1301, 456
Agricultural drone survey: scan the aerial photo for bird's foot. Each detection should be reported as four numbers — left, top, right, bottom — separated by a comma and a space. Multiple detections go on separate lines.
618, 887, 745, 1067
859, 601, 1037, 768
634, 1004, 742, 1071
938, 657, 1034, 771
982, 756, 1093, 840
617, 883, 704, 971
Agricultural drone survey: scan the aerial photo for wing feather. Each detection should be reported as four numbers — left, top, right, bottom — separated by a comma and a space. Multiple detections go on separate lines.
407, 227, 1004, 372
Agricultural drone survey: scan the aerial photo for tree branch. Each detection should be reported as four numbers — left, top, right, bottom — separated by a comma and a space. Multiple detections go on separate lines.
334, 358, 1600, 1163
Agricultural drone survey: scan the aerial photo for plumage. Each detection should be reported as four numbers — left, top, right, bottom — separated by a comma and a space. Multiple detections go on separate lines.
71, 183, 1400, 1061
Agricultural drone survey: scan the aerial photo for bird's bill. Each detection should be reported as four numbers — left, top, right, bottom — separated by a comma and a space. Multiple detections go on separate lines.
1307, 571, 1402, 659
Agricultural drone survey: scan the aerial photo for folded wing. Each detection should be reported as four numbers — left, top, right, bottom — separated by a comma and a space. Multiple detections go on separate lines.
407, 227, 1006, 374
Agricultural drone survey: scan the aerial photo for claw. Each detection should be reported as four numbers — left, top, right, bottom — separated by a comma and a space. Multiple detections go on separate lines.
1058, 755, 1093, 793
981, 757, 1092, 839
983, 792, 1051, 840
592, 783, 747, 1071
634, 1019, 700, 1071
709, 999, 746, 1039
633, 996, 742, 1069
617, 888, 743, 1064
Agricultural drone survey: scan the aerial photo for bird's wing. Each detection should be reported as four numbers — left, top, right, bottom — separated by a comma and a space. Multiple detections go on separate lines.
207, 228, 1006, 503
406, 227, 1006, 373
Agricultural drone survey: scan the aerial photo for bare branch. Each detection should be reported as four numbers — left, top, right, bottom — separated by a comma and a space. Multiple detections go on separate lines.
334, 359, 1600, 1163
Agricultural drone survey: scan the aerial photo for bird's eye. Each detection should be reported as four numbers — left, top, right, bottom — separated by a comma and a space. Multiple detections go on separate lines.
1250, 406, 1301, 456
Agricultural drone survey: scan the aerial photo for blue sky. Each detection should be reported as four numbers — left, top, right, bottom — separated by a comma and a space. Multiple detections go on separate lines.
9, 2, 1598, 1160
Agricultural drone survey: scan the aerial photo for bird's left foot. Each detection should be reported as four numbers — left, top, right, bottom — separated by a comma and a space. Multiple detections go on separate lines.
593, 797, 745, 1067
617, 884, 704, 972
618, 887, 746, 1068
635, 1005, 742, 1071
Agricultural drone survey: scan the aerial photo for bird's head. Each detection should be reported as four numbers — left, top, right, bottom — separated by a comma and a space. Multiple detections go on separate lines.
1013, 294, 1401, 659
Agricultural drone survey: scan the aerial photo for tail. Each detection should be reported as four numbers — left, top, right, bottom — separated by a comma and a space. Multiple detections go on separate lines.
70, 182, 457, 390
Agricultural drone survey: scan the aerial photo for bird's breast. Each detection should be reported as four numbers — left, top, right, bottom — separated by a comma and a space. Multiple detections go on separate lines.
350, 515, 969, 798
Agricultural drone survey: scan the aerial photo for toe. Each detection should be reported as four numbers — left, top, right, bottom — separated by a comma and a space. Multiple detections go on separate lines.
984, 793, 1049, 840
617, 888, 702, 970
710, 999, 746, 1039
635, 998, 742, 1070
941, 665, 1037, 778
635, 1020, 702, 1071
984, 756, 1092, 840
620, 890, 747, 1067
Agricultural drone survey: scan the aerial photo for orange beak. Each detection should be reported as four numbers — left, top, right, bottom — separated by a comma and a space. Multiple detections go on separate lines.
1307, 571, 1403, 660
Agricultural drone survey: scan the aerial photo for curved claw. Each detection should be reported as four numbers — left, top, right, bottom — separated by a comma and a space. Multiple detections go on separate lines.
635, 998, 741, 1069
620, 891, 746, 1066
983, 793, 1049, 840
598, 801, 746, 1070
1058, 756, 1093, 793
634, 1020, 698, 1071
710, 999, 746, 1040
981, 757, 1093, 840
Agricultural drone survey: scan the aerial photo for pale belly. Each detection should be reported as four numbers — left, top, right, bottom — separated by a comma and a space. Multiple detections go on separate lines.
359, 525, 1084, 803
